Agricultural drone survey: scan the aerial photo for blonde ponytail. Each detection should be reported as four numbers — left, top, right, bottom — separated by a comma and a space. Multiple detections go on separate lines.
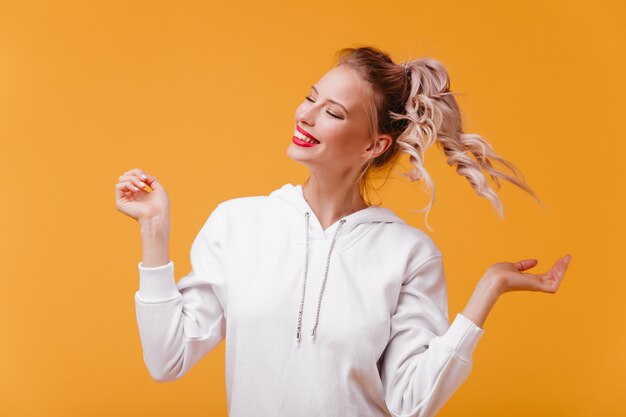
336, 47, 542, 231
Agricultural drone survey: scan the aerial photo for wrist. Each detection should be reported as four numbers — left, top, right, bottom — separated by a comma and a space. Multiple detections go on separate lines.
139, 215, 170, 235
461, 278, 502, 329
140, 216, 171, 268
478, 274, 505, 300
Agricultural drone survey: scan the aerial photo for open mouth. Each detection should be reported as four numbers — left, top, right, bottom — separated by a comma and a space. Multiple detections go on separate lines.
293, 129, 320, 144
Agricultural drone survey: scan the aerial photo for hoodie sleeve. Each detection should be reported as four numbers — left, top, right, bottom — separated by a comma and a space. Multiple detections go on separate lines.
380, 255, 485, 417
134, 203, 228, 382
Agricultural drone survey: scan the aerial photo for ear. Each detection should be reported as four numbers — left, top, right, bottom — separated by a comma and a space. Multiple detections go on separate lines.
365, 134, 393, 158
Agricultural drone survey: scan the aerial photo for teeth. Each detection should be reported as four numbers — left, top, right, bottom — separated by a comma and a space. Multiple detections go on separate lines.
294, 130, 319, 144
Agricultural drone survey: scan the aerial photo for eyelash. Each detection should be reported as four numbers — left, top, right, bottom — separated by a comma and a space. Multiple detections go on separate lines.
304, 96, 343, 119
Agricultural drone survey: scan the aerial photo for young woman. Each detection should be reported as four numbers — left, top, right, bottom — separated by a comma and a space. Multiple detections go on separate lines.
115, 46, 571, 417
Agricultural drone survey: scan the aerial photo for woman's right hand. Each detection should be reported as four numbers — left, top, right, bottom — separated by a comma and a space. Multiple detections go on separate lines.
115, 168, 170, 224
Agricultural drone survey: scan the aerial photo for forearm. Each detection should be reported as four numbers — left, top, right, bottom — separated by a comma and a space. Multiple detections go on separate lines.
140, 215, 171, 268
460, 277, 501, 329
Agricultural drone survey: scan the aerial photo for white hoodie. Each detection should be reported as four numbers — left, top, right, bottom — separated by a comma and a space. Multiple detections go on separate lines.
135, 183, 485, 417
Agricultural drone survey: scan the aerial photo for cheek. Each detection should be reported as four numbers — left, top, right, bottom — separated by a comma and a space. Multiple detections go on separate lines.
324, 125, 366, 154
320, 122, 348, 145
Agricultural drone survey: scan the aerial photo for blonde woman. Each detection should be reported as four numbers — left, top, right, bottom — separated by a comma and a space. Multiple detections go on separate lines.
116, 46, 571, 417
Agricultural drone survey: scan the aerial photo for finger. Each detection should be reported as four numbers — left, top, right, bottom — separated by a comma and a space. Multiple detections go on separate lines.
551, 258, 563, 280
122, 180, 140, 192
120, 171, 143, 183
550, 256, 571, 281
119, 175, 147, 191
142, 173, 158, 187
135, 169, 150, 184
116, 181, 134, 192
124, 169, 157, 189
116, 182, 137, 199
123, 168, 149, 182
561, 254, 572, 271
514, 259, 538, 271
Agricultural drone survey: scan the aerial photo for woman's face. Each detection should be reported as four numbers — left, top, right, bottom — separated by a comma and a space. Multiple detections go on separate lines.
287, 65, 390, 177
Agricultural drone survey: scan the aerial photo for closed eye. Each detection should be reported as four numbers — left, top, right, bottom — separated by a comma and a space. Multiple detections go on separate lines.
304, 96, 343, 120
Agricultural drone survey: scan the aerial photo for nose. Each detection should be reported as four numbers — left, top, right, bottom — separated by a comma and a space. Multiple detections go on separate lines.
296, 103, 316, 126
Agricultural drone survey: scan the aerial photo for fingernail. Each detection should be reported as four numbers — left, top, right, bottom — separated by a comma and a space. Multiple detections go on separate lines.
141, 174, 147, 179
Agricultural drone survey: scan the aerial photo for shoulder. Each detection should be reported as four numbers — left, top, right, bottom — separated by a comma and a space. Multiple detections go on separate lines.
195, 195, 279, 241
216, 195, 281, 217
204, 194, 285, 232
382, 221, 443, 268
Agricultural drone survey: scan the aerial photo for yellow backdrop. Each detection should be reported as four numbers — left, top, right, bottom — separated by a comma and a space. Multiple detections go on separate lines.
1, 0, 623, 416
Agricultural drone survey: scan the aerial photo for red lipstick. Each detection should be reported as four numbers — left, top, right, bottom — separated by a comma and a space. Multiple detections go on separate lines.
296, 125, 320, 142
292, 135, 318, 147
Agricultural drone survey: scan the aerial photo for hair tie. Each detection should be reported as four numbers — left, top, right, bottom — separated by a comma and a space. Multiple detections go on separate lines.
401, 62, 411, 106
401, 61, 411, 76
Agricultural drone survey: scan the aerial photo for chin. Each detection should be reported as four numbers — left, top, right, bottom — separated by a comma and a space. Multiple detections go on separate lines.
286, 144, 317, 167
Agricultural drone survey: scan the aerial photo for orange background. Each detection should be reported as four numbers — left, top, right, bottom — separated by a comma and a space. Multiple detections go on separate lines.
1, 0, 624, 416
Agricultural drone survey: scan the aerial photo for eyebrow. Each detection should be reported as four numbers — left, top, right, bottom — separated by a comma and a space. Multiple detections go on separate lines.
311, 85, 350, 116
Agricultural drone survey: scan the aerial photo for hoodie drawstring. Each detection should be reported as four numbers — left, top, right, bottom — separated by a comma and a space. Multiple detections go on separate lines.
296, 212, 347, 343
295, 212, 311, 343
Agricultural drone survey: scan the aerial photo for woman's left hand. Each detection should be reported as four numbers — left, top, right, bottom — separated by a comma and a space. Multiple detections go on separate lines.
485, 255, 572, 296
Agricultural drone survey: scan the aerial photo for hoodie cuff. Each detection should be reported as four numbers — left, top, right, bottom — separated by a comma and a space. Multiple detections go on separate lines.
137, 260, 180, 301
439, 313, 485, 362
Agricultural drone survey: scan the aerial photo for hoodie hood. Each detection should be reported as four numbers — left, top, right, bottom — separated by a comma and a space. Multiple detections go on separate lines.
269, 183, 406, 343
270, 183, 405, 237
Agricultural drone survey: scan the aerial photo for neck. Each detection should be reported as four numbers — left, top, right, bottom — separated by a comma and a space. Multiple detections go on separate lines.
302, 173, 369, 230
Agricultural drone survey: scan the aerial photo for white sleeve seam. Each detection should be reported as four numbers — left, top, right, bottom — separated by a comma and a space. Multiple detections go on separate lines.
404, 254, 443, 283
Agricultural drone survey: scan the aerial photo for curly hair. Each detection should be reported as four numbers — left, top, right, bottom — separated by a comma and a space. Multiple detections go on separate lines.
333, 45, 542, 231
